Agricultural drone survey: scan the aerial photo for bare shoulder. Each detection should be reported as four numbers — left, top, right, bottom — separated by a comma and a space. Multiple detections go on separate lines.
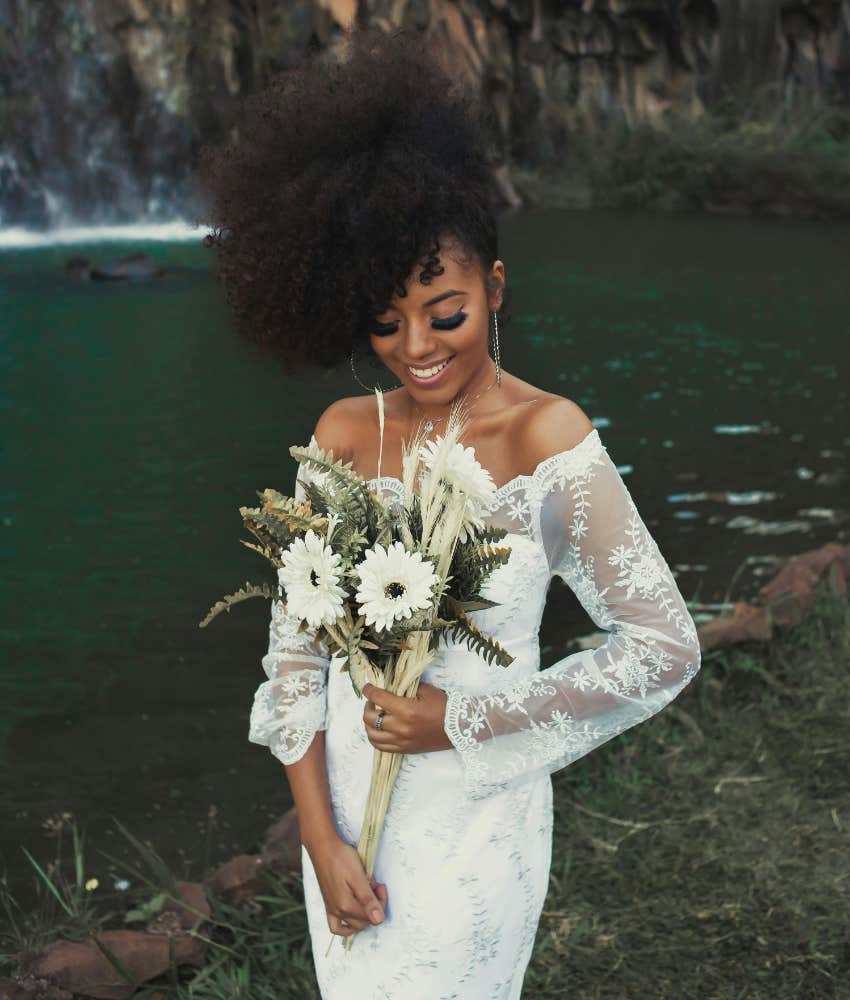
313, 393, 377, 461
518, 392, 596, 468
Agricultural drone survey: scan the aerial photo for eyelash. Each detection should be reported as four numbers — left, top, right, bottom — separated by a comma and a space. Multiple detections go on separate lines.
370, 309, 468, 337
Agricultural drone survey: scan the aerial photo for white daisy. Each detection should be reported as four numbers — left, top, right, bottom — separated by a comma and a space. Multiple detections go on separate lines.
419, 437, 497, 542
279, 529, 346, 628
354, 541, 438, 632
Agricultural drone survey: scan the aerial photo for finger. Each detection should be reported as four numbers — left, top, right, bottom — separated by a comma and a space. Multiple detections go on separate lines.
362, 684, 408, 712
328, 914, 355, 937
364, 714, 404, 748
338, 911, 369, 931
366, 731, 403, 753
351, 879, 385, 924
373, 882, 388, 910
364, 704, 397, 733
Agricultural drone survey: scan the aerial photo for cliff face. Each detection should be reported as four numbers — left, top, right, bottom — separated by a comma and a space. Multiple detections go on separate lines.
1, 0, 848, 228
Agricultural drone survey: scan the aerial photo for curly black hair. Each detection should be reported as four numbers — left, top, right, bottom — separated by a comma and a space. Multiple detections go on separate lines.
196, 25, 511, 370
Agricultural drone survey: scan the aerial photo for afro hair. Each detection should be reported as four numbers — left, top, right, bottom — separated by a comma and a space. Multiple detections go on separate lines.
196, 24, 509, 370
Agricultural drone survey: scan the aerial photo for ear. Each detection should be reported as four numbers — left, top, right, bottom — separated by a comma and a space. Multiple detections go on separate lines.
487, 259, 505, 312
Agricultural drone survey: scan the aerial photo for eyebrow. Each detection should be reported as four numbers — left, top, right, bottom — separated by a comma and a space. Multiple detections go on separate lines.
422, 289, 465, 307
379, 289, 466, 315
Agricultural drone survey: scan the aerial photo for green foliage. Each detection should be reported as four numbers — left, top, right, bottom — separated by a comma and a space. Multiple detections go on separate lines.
448, 536, 511, 604
476, 524, 509, 546
443, 605, 514, 668
536, 92, 850, 218
292, 449, 394, 564
599, 104, 850, 216
204, 437, 516, 678
289, 443, 372, 520
299, 480, 374, 571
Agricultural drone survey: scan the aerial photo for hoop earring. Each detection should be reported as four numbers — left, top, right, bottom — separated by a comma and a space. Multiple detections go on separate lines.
490, 311, 502, 386
349, 346, 402, 393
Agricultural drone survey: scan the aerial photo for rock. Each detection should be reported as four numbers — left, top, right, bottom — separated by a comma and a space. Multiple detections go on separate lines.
696, 542, 849, 651
697, 600, 771, 650
3, 0, 849, 226
492, 163, 525, 208
88, 253, 166, 280
260, 806, 303, 873
64, 253, 165, 282
756, 541, 848, 625
203, 853, 267, 905
157, 880, 211, 931
28, 930, 206, 1000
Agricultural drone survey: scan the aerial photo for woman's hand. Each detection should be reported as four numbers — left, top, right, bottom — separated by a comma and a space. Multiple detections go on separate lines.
362, 681, 453, 754
308, 836, 388, 938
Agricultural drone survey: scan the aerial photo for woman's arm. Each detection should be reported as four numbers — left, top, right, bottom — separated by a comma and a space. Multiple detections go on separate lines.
283, 730, 339, 855
257, 407, 386, 935
442, 405, 702, 799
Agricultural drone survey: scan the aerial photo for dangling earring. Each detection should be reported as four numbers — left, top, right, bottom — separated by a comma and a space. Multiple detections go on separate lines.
490, 310, 502, 386
350, 346, 402, 393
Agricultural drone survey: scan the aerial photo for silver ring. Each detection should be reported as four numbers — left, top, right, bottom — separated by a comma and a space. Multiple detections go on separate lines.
374, 710, 385, 731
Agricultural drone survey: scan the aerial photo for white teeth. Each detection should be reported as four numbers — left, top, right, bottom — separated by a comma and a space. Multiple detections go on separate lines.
408, 358, 451, 378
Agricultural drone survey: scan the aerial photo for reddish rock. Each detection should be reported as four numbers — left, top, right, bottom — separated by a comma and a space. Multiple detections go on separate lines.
203, 853, 267, 906
696, 542, 848, 652
158, 880, 211, 931
29, 929, 205, 1000
261, 806, 303, 874
756, 541, 847, 626
697, 601, 770, 651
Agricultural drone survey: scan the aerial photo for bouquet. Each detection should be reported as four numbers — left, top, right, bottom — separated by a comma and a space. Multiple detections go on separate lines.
200, 394, 514, 951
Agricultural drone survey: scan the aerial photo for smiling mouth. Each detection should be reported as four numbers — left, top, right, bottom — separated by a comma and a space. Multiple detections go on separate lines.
407, 356, 454, 380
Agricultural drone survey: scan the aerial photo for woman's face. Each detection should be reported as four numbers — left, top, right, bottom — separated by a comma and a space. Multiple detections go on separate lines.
368, 244, 505, 407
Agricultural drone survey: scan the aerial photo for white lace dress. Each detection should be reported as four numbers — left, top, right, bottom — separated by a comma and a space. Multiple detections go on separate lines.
248, 427, 702, 999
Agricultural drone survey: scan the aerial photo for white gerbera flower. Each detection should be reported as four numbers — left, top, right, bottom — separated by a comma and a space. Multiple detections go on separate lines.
355, 541, 438, 632
419, 436, 497, 542
279, 529, 346, 628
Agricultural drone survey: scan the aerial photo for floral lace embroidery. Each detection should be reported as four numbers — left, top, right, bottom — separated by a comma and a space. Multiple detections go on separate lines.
440, 430, 701, 799
250, 428, 700, 802
248, 567, 332, 766
253, 427, 701, 996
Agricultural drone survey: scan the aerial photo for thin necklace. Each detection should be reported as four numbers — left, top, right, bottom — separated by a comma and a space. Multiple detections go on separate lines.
415, 375, 500, 436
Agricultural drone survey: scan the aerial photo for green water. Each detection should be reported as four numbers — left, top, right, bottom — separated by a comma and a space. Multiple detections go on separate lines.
2, 208, 848, 900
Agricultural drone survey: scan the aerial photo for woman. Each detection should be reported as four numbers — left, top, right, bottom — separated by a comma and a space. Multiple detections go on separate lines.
199, 26, 702, 999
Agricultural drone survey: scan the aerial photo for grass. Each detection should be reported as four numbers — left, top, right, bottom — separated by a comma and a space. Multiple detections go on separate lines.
526, 583, 850, 998
1, 585, 847, 998
519, 91, 850, 219
0, 811, 320, 999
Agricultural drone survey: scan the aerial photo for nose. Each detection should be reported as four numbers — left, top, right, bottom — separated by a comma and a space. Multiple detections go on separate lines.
403, 321, 441, 362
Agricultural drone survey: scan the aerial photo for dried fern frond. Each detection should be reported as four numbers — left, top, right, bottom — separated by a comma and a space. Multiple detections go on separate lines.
198, 579, 277, 628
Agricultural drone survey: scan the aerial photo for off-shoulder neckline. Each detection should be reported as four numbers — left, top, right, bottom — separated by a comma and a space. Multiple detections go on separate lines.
306, 426, 604, 500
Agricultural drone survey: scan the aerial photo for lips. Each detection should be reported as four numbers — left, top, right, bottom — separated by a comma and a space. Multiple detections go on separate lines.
406, 355, 454, 386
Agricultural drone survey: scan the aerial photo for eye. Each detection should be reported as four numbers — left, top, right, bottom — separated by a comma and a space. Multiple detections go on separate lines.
368, 309, 467, 337
370, 320, 398, 337
431, 309, 467, 331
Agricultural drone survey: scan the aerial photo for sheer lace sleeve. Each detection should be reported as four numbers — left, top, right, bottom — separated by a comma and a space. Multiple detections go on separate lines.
443, 431, 702, 799
248, 475, 331, 766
